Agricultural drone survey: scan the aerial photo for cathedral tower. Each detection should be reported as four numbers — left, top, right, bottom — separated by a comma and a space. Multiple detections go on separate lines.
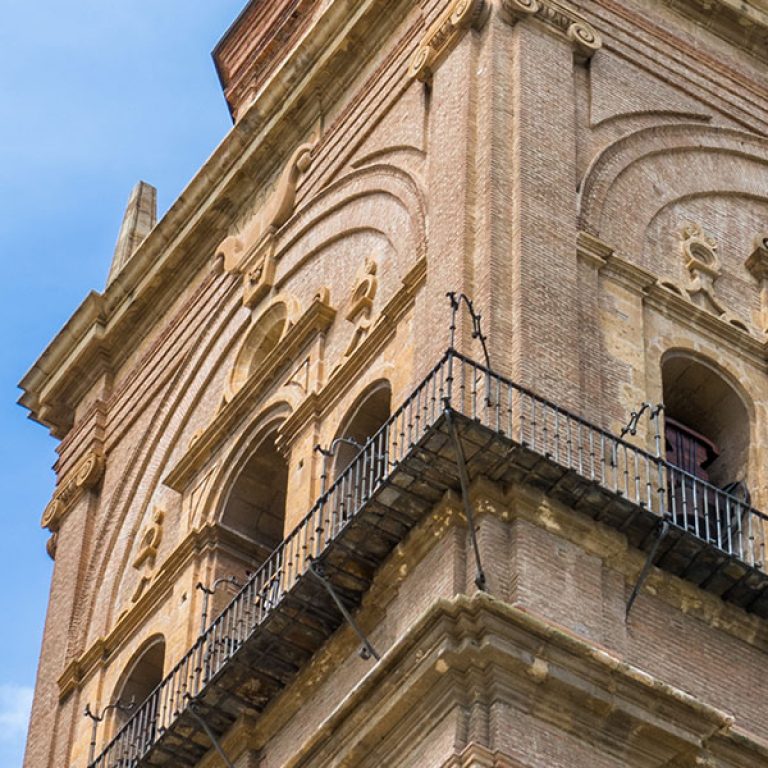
22, 1, 768, 766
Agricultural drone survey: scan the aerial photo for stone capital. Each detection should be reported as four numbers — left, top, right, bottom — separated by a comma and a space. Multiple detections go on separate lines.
500, 0, 602, 60
409, 0, 487, 82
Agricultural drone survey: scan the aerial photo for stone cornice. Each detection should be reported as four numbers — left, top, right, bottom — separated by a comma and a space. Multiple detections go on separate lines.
662, 0, 768, 67
164, 294, 337, 493
500, 0, 602, 60
243, 592, 743, 768
19, 0, 414, 439
213, 0, 321, 121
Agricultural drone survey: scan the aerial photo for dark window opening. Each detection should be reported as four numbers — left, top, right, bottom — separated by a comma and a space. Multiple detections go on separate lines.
221, 428, 289, 564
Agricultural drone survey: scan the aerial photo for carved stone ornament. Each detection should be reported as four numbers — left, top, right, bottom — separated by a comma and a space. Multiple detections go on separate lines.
133, 508, 165, 570
679, 222, 725, 314
132, 507, 165, 603
215, 138, 317, 307
500, 0, 602, 60
744, 233, 768, 332
744, 233, 768, 280
409, 0, 486, 82
346, 256, 378, 321
41, 450, 105, 532
342, 256, 379, 359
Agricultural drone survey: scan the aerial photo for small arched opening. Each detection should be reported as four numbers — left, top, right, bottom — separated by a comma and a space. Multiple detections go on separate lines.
662, 353, 752, 543
221, 427, 289, 564
332, 381, 392, 479
112, 636, 165, 734
662, 354, 750, 489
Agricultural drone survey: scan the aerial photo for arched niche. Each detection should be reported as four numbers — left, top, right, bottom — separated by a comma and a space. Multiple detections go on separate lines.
661, 351, 751, 492
112, 635, 165, 731
331, 381, 392, 479
219, 425, 289, 562
273, 165, 426, 292
229, 296, 301, 397
578, 124, 768, 260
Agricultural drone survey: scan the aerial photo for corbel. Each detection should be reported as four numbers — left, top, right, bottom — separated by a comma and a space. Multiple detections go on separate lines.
41, 449, 105, 534
409, 0, 487, 82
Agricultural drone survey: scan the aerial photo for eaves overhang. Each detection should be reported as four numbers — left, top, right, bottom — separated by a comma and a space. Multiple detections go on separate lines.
18, 0, 415, 438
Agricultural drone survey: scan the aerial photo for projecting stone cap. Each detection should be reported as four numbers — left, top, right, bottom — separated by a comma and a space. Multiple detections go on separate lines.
745, 234, 768, 281
107, 180, 157, 285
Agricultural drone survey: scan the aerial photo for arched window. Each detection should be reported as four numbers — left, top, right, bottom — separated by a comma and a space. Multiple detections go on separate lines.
662, 353, 751, 543
230, 301, 290, 395
332, 382, 392, 479
112, 636, 165, 733
221, 428, 288, 564
662, 354, 750, 490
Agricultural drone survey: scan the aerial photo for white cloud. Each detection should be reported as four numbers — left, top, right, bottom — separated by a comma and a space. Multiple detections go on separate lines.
0, 684, 33, 743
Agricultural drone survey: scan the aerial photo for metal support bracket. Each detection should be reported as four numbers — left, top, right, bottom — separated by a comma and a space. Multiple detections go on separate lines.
446, 291, 491, 370
625, 520, 670, 621
446, 408, 487, 591
308, 560, 381, 661
188, 701, 237, 768
620, 402, 651, 439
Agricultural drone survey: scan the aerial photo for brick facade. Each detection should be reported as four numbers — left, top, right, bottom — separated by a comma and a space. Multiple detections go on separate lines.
21, 0, 768, 766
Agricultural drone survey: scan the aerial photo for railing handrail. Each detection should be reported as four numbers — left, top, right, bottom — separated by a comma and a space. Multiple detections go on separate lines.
90, 350, 453, 766
90, 349, 767, 766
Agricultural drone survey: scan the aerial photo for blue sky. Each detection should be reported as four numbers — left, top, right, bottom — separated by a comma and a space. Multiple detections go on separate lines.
0, 3, 246, 764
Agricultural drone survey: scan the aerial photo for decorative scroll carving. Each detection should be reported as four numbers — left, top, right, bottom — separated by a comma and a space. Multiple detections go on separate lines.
41, 450, 105, 532
409, 0, 486, 82
744, 233, 768, 332
132, 507, 165, 603
679, 222, 725, 316
346, 256, 378, 321
500, 0, 602, 60
215, 139, 317, 307
343, 256, 379, 359
133, 508, 165, 570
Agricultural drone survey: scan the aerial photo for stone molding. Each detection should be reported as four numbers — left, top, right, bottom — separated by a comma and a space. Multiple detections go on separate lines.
41, 449, 105, 533
440, 744, 529, 767
56, 522, 248, 700
216, 139, 318, 309
408, 0, 486, 81
500, 0, 602, 60
164, 293, 336, 493
245, 591, 742, 768
19, 0, 412, 438
277, 256, 427, 453
661, 0, 768, 68
594, 247, 768, 365
213, 0, 321, 121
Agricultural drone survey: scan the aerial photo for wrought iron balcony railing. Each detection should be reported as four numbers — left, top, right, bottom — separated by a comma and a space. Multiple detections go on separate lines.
90, 349, 768, 768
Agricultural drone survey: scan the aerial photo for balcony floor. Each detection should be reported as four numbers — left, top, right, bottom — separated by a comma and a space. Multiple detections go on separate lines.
126, 410, 768, 766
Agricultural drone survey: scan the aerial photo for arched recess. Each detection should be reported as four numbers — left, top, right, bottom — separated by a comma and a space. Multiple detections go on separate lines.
218, 429, 289, 565
210, 404, 293, 567
229, 294, 302, 398
661, 350, 752, 494
111, 635, 165, 732
578, 124, 768, 255
331, 380, 392, 479
273, 164, 426, 291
